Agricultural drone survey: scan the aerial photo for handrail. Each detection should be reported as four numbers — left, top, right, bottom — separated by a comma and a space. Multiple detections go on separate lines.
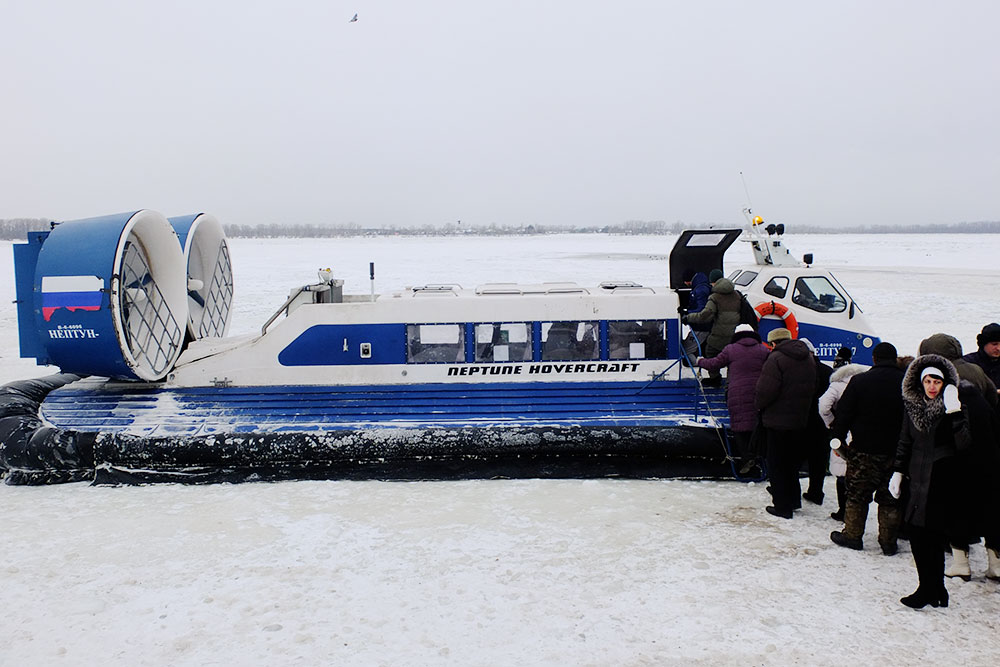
261, 286, 308, 335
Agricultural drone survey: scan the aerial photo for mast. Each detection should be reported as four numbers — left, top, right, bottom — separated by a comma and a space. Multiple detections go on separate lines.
740, 208, 804, 267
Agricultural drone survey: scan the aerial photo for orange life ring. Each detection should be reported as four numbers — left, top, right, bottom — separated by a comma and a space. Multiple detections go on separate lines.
754, 301, 799, 339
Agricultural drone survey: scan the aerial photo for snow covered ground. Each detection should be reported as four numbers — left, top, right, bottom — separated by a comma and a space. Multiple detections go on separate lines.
2, 231, 1000, 665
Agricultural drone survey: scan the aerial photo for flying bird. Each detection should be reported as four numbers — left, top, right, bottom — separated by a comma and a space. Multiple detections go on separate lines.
349, 13, 358, 22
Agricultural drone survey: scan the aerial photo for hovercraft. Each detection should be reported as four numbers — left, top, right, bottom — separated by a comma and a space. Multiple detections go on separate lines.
1, 209, 880, 484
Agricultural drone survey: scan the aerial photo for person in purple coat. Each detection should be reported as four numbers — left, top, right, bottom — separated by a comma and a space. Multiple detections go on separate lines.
697, 324, 771, 473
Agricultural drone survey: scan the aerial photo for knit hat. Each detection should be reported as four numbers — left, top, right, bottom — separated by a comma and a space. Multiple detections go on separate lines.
767, 327, 792, 343
977, 323, 1000, 348
920, 366, 944, 381
871, 342, 898, 363
734, 324, 755, 334
835, 347, 853, 362
708, 269, 724, 283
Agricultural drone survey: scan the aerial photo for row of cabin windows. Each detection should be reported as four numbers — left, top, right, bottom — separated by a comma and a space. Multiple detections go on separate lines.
406, 320, 668, 364
731, 271, 848, 313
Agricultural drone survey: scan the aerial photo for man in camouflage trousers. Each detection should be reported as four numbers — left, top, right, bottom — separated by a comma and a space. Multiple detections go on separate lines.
828, 342, 906, 555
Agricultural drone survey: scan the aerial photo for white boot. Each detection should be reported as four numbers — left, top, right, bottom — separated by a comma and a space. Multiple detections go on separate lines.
986, 548, 1000, 581
945, 547, 971, 581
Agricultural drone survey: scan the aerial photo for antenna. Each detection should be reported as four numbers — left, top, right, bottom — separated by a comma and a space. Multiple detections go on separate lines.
740, 171, 753, 211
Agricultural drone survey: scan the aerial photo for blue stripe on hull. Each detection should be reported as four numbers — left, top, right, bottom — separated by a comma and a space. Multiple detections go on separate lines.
41, 379, 729, 436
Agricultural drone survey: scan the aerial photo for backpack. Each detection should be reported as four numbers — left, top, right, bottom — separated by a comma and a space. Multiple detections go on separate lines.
738, 291, 759, 331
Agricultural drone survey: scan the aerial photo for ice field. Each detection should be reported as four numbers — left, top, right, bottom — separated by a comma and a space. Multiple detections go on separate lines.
2, 232, 999, 665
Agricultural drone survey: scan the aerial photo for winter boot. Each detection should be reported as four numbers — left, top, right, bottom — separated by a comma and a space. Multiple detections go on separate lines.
944, 547, 971, 581
986, 548, 1000, 581
877, 505, 901, 556
830, 502, 867, 550
830, 530, 863, 550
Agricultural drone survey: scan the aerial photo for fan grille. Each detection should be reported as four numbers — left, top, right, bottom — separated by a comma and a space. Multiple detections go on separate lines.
196, 240, 233, 338
119, 240, 184, 376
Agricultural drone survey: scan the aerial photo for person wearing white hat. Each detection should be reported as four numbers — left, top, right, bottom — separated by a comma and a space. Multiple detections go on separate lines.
696, 324, 770, 475
890, 354, 971, 609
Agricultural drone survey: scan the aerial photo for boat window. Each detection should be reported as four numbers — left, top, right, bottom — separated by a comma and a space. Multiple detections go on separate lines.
475, 322, 532, 362
732, 270, 758, 287
406, 324, 465, 363
541, 321, 599, 361
608, 320, 667, 360
763, 277, 788, 299
684, 233, 730, 247
792, 277, 847, 313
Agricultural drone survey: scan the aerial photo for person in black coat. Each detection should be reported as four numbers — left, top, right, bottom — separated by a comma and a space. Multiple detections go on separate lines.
938, 374, 1000, 580
961, 322, 1000, 404
827, 342, 905, 554
755, 328, 817, 519
802, 340, 834, 506
889, 355, 973, 609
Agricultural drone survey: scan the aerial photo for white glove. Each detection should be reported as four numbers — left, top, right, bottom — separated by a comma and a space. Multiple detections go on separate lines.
943, 384, 961, 414
829, 437, 842, 451
889, 471, 903, 499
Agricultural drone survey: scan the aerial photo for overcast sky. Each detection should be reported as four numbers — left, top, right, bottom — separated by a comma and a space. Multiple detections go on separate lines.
3, 1, 998, 229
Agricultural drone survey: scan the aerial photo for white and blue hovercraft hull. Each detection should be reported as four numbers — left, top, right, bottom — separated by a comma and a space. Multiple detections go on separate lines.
2, 209, 880, 485
31, 377, 728, 484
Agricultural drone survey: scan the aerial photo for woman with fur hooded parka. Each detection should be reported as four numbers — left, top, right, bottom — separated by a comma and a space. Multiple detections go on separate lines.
890, 354, 973, 609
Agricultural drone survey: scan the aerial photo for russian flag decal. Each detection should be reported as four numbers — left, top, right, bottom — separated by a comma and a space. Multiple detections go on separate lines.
41, 275, 104, 321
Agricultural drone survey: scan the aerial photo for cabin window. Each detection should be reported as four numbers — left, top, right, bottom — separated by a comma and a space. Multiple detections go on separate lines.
792, 277, 847, 312
541, 321, 599, 361
732, 270, 758, 287
684, 233, 730, 247
406, 324, 465, 363
608, 320, 667, 360
763, 277, 788, 299
475, 322, 532, 362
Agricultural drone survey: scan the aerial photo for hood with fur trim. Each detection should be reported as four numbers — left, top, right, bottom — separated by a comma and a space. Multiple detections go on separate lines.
829, 362, 869, 385
902, 353, 959, 432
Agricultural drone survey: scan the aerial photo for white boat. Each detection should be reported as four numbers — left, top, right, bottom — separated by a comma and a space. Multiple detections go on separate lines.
1, 209, 879, 484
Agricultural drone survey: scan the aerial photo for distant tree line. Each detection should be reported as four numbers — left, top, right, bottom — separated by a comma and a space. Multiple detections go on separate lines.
796, 220, 1000, 234
2, 217, 998, 240
220, 219, 680, 238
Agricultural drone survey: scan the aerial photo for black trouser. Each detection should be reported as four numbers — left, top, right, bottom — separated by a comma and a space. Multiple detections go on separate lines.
835, 476, 847, 513
766, 427, 805, 513
908, 524, 947, 594
803, 426, 829, 497
730, 430, 753, 460
950, 534, 1000, 552
702, 342, 724, 380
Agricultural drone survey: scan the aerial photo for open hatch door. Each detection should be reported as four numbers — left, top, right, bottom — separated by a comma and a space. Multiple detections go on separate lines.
668, 229, 742, 289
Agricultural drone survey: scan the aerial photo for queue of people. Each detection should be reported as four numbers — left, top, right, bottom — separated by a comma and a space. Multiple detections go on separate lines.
687, 316, 1000, 611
